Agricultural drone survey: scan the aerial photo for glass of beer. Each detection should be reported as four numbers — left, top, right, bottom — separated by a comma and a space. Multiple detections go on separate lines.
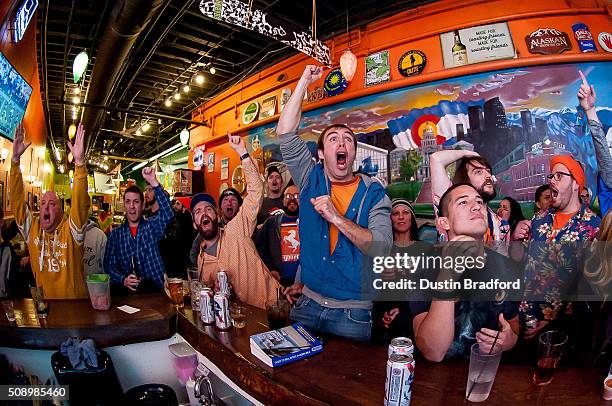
168, 278, 184, 308
230, 304, 246, 329
466, 343, 502, 402
532, 330, 568, 385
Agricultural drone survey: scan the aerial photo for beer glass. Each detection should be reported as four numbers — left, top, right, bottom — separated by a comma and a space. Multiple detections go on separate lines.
466, 343, 502, 402
266, 299, 290, 330
186, 267, 202, 311
532, 330, 568, 385
2, 300, 15, 322
168, 278, 184, 308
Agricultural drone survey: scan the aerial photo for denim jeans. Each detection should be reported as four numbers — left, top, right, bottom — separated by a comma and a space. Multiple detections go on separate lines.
290, 295, 372, 342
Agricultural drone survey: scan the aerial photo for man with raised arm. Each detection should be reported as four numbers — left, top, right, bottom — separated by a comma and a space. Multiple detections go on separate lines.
10, 123, 90, 299
277, 65, 392, 342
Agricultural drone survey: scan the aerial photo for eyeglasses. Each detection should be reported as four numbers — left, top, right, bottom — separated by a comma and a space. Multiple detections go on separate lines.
547, 172, 573, 182
284, 193, 299, 200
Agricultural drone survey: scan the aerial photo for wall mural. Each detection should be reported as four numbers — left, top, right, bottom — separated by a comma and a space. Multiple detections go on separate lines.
242, 62, 611, 206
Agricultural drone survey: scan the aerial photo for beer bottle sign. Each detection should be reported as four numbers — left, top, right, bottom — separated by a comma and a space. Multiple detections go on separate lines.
452, 30, 468, 66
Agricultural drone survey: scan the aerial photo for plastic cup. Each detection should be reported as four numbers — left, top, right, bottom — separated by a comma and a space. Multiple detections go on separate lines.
2, 300, 15, 322
86, 274, 111, 310
466, 343, 502, 402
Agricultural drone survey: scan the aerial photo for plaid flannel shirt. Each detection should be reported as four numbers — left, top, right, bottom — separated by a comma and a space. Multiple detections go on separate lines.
104, 185, 174, 288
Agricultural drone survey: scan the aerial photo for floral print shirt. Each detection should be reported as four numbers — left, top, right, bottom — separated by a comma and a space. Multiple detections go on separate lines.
520, 205, 600, 322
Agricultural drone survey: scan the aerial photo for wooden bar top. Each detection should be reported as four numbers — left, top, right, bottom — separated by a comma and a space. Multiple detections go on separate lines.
177, 305, 609, 406
0, 294, 176, 349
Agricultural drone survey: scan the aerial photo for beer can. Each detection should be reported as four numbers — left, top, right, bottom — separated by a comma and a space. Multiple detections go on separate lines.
217, 270, 229, 295
213, 293, 232, 330
385, 354, 415, 406
199, 288, 215, 324
388, 337, 414, 358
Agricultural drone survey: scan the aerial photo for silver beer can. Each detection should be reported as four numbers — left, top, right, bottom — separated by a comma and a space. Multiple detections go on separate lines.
213, 293, 231, 330
385, 354, 415, 406
217, 270, 229, 295
199, 288, 215, 324
388, 337, 414, 358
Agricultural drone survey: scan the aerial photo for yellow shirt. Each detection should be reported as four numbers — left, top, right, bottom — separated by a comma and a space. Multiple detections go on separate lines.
329, 177, 360, 254
10, 164, 90, 299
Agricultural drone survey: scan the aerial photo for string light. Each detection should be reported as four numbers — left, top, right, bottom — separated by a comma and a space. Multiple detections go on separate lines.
182, 84, 190, 93
209, 67, 216, 75
165, 98, 172, 107
173, 92, 181, 100
194, 72, 205, 85
142, 122, 151, 132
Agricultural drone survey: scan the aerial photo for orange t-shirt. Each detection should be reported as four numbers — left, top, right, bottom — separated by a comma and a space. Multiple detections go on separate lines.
329, 177, 361, 254
552, 211, 578, 232
129, 226, 138, 238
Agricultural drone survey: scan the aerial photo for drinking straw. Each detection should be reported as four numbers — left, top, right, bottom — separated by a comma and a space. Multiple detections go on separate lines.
467, 330, 500, 399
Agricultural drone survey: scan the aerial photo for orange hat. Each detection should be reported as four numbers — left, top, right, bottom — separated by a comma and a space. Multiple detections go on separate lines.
550, 155, 585, 190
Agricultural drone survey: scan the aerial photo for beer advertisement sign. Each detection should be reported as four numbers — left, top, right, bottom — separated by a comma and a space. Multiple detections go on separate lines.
525, 28, 572, 54
440, 22, 515, 68
398, 50, 427, 77
365, 50, 391, 87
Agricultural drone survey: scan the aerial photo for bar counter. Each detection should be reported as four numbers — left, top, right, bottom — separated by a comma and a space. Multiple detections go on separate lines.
1, 296, 608, 405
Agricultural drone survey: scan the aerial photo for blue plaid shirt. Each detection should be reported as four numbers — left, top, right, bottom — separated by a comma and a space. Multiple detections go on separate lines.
104, 185, 174, 289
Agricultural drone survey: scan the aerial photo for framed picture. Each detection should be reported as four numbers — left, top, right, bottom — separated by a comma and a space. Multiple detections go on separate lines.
207, 152, 215, 173
221, 158, 229, 180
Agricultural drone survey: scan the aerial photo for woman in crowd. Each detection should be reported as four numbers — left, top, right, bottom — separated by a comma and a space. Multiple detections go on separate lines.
497, 196, 526, 234
373, 198, 421, 343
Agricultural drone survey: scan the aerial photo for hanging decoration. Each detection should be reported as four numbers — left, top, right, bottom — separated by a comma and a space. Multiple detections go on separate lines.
340, 50, 357, 82
180, 128, 190, 146
199, 0, 331, 67
72, 50, 89, 83
324, 68, 348, 97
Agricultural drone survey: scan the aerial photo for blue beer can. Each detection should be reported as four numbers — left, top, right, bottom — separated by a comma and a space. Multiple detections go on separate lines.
572, 23, 597, 52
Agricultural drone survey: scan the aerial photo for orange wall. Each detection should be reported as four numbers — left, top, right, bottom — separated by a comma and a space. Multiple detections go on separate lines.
190, 0, 612, 200
0, 2, 49, 213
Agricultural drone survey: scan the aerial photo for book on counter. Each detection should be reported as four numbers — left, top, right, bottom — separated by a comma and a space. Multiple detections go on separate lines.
250, 322, 323, 367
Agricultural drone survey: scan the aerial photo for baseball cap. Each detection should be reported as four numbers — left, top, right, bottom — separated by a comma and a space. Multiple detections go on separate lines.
190, 193, 216, 212
219, 188, 243, 207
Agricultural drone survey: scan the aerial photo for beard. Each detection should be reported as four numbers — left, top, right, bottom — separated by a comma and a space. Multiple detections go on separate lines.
477, 181, 496, 203
199, 215, 219, 239
284, 205, 299, 217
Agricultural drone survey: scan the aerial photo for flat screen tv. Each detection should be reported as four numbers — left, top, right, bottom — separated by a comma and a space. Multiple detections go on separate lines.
0, 51, 32, 141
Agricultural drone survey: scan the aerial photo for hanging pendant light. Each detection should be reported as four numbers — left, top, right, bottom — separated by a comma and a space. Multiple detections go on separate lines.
68, 124, 77, 140
154, 160, 163, 175
180, 128, 190, 146
73, 50, 89, 83
340, 49, 357, 82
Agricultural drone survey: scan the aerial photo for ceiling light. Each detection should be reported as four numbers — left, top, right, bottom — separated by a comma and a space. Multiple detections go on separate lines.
74, 87, 81, 95
142, 122, 151, 132
72, 50, 88, 83
165, 98, 172, 107
158, 118, 162, 125
194, 72, 205, 85
182, 84, 190, 93
136, 128, 142, 136
72, 96, 80, 104
209, 66, 216, 75
103, 164, 109, 171
173, 92, 181, 100
68, 152, 74, 163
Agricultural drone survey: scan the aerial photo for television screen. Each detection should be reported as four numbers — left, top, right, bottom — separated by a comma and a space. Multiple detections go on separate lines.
0, 51, 32, 141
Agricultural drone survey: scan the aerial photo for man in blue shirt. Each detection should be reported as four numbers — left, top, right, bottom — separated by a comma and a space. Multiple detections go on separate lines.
277, 65, 392, 342
104, 167, 174, 292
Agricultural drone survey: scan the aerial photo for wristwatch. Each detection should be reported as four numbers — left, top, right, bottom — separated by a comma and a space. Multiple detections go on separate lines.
240, 152, 249, 160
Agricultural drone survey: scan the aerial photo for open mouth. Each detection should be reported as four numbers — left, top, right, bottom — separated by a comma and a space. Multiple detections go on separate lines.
201, 217, 211, 226
551, 187, 559, 199
225, 208, 234, 216
43, 213, 50, 222
336, 152, 347, 169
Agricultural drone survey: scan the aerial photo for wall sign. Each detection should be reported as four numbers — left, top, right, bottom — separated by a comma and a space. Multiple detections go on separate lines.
398, 50, 426, 77
597, 32, 612, 52
221, 158, 229, 180
440, 22, 515, 68
525, 28, 572, 54
258, 95, 277, 120
192, 145, 205, 170
12, 0, 38, 42
199, 0, 331, 66
572, 22, 597, 52
324, 68, 348, 97
207, 152, 215, 173
280, 88, 292, 111
242, 101, 259, 124
365, 50, 391, 87
307, 87, 325, 103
